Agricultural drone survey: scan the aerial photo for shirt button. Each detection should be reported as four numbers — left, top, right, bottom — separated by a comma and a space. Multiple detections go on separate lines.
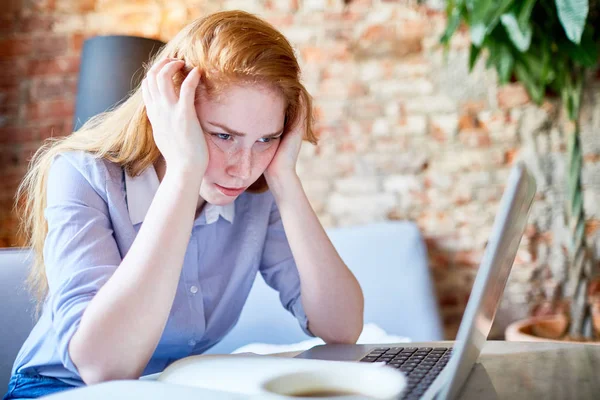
190, 285, 198, 294
188, 339, 196, 347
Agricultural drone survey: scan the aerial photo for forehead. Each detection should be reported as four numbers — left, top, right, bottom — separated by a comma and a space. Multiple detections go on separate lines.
196, 83, 286, 138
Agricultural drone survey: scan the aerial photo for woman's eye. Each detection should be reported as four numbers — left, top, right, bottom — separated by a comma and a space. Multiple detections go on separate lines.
258, 136, 281, 143
215, 133, 231, 141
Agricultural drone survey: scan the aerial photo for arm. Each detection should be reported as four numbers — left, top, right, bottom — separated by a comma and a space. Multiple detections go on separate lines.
67, 166, 201, 384
68, 59, 207, 383
267, 174, 364, 344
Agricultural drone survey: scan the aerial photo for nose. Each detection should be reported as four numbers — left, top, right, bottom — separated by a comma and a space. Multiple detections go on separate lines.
226, 148, 252, 181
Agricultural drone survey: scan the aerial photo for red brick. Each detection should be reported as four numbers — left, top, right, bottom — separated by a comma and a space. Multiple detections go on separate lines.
458, 128, 492, 148
504, 148, 519, 164
0, 168, 27, 191
19, 15, 56, 33
0, 38, 33, 57
19, 141, 41, 162
454, 250, 483, 267
31, 35, 70, 56
0, 146, 20, 169
323, 11, 362, 23
0, 16, 17, 34
28, 55, 80, 76
398, 18, 427, 42
0, 58, 29, 85
458, 113, 480, 131
0, 127, 37, 144
38, 121, 70, 139
265, 14, 294, 27
55, 0, 95, 13
0, 83, 22, 105
70, 33, 87, 52
0, 107, 19, 128
586, 220, 600, 236
300, 47, 325, 63
1, 0, 25, 15
497, 84, 530, 109
440, 293, 459, 307
31, 0, 56, 12
29, 76, 78, 99
26, 98, 75, 120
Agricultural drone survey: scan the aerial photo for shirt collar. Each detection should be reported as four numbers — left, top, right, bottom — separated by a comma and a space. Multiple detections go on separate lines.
124, 165, 235, 225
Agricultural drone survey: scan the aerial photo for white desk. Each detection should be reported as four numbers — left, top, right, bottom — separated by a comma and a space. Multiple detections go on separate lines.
43, 341, 600, 399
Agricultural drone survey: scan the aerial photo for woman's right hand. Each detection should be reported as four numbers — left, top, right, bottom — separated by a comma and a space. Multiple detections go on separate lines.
142, 58, 209, 175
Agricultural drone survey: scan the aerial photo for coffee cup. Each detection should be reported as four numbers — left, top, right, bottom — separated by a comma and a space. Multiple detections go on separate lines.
260, 363, 405, 399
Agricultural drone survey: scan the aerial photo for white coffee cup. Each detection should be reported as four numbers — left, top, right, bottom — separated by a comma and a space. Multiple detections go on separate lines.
261, 365, 406, 399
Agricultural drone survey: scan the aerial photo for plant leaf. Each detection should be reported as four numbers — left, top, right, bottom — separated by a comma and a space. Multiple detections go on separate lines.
555, 0, 589, 44
485, 0, 516, 32
518, 0, 537, 27
441, 8, 463, 45
469, 0, 513, 47
496, 43, 515, 84
558, 26, 599, 67
468, 43, 482, 71
515, 61, 544, 104
500, 12, 533, 52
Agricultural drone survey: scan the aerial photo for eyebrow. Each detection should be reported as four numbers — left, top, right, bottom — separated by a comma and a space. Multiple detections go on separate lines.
207, 121, 284, 138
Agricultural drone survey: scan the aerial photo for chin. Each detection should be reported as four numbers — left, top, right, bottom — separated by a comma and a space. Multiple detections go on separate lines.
200, 184, 241, 206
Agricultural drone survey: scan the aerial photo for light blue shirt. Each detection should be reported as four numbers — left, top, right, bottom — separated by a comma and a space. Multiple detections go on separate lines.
13, 151, 312, 386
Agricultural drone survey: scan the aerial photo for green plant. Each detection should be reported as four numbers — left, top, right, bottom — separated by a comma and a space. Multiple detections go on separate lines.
440, 0, 600, 339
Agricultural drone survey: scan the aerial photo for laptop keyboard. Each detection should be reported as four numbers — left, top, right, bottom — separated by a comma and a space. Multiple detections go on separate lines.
359, 346, 452, 399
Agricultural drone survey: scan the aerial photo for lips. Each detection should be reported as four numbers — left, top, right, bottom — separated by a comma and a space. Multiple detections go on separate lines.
215, 184, 246, 197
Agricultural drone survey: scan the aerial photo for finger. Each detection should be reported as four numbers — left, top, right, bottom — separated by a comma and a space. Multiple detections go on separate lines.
157, 60, 185, 103
179, 67, 201, 108
146, 58, 173, 100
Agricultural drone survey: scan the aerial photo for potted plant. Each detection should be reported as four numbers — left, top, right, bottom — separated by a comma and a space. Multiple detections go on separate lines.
440, 0, 600, 341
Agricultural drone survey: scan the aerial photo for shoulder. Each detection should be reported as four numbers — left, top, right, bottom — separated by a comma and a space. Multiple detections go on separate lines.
48, 151, 123, 202
50, 151, 122, 183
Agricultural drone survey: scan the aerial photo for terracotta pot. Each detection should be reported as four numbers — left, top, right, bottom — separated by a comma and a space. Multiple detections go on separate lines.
592, 301, 600, 337
505, 314, 600, 344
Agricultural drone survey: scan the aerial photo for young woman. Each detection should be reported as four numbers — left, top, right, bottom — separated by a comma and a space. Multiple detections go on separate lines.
4, 10, 364, 399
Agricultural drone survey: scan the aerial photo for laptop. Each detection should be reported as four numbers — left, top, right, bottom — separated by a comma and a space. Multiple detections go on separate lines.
295, 161, 537, 400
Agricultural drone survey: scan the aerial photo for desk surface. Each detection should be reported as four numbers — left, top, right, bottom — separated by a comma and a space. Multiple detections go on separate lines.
44, 341, 600, 399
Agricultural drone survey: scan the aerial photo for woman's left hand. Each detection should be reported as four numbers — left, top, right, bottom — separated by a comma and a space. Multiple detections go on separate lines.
264, 115, 305, 182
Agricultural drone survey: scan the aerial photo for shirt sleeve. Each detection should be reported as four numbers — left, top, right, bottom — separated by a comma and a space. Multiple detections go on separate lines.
258, 196, 314, 337
43, 154, 122, 375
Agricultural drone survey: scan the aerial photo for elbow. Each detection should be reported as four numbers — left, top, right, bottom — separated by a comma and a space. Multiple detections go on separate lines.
70, 342, 140, 385
344, 315, 364, 344
77, 363, 141, 385
322, 328, 362, 345
319, 314, 364, 345
78, 365, 112, 386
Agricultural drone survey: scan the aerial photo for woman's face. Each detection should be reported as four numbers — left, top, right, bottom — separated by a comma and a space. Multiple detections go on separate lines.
195, 83, 286, 205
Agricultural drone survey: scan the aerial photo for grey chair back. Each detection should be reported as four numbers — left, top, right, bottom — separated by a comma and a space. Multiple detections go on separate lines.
207, 221, 443, 354
0, 248, 36, 393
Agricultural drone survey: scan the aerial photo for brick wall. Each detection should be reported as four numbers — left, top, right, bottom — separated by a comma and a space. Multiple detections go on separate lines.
1, 0, 599, 339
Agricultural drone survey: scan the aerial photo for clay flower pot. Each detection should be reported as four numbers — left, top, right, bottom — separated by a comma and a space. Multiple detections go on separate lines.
505, 315, 568, 342
505, 313, 600, 344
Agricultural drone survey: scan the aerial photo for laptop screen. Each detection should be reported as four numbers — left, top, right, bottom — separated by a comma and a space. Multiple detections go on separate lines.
438, 162, 537, 400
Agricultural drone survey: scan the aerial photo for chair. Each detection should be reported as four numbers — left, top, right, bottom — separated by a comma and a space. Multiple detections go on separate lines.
0, 248, 36, 393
